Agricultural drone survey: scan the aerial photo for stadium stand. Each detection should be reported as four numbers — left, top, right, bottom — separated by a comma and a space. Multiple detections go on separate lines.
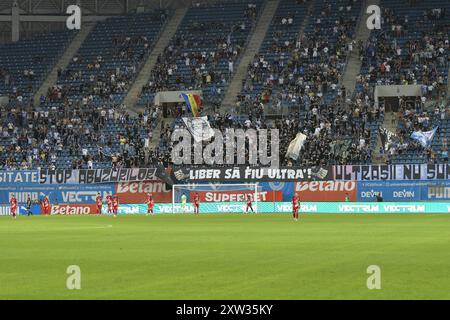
385, 98, 449, 164
235, 0, 381, 166
0, 30, 76, 106
237, 0, 309, 117
137, 1, 263, 110
290, 0, 387, 166
358, 0, 450, 164
0, 11, 169, 170
46, 11, 168, 108
360, 0, 449, 91
0, 0, 449, 170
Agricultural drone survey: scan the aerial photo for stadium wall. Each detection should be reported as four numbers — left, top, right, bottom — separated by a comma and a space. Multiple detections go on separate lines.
1, 166, 449, 215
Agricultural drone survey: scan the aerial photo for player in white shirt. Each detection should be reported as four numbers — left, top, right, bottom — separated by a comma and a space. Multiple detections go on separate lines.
181, 194, 187, 213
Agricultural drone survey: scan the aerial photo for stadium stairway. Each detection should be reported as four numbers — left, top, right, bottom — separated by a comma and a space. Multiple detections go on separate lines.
341, 0, 380, 98
220, 0, 281, 111
122, 7, 188, 114
297, 0, 314, 43
148, 122, 163, 152
448, 67, 450, 99
32, 22, 96, 107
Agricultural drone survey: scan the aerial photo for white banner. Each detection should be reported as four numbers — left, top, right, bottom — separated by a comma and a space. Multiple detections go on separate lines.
182, 116, 215, 143
334, 164, 450, 181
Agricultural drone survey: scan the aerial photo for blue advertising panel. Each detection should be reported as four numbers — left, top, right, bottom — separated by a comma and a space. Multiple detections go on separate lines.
357, 180, 450, 201
0, 183, 115, 204
0, 205, 12, 216
0, 184, 55, 204
0, 204, 40, 216
50, 184, 115, 204
0, 170, 40, 185
422, 180, 450, 201
18, 204, 41, 215
357, 181, 422, 201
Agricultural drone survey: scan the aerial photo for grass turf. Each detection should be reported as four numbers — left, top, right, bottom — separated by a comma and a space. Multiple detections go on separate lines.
1, 213, 450, 299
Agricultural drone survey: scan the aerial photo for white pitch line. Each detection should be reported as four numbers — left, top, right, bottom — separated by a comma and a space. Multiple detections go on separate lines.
56, 224, 114, 231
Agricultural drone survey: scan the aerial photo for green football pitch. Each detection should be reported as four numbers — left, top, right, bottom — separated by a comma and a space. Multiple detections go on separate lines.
1, 213, 450, 300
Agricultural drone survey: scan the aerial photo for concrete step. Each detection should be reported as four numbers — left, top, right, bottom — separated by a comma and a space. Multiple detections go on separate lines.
341, 0, 380, 98
447, 66, 450, 98
220, 0, 281, 110
33, 22, 96, 106
148, 119, 165, 150
122, 7, 188, 113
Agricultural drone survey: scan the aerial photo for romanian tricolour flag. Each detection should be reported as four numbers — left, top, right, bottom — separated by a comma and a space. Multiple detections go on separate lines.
181, 93, 201, 117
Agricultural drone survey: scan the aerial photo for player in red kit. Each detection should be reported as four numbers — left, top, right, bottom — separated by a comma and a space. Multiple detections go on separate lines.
10, 194, 17, 219
106, 195, 113, 214
193, 193, 200, 215
96, 193, 103, 215
146, 193, 154, 215
292, 194, 299, 221
42, 195, 51, 216
245, 194, 254, 213
112, 195, 119, 217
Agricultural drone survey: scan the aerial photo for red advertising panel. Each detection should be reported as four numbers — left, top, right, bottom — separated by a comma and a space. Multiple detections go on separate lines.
295, 181, 357, 201
50, 204, 98, 215
192, 190, 283, 202
116, 181, 172, 203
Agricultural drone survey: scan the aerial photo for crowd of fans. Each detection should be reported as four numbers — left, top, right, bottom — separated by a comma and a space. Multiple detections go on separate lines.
146, 78, 382, 168
360, 5, 449, 100
380, 97, 450, 163
139, 2, 260, 109
0, 103, 166, 170
356, 1, 450, 163
238, 0, 358, 119
1, 1, 449, 170
0, 12, 169, 169
0, 31, 76, 107
232, 0, 374, 165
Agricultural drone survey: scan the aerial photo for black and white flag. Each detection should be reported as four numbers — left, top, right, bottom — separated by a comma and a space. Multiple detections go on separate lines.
379, 127, 397, 151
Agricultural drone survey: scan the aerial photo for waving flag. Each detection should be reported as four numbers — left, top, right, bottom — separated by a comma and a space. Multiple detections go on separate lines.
285, 132, 307, 160
181, 93, 201, 117
379, 127, 397, 151
411, 127, 438, 147
182, 116, 215, 142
